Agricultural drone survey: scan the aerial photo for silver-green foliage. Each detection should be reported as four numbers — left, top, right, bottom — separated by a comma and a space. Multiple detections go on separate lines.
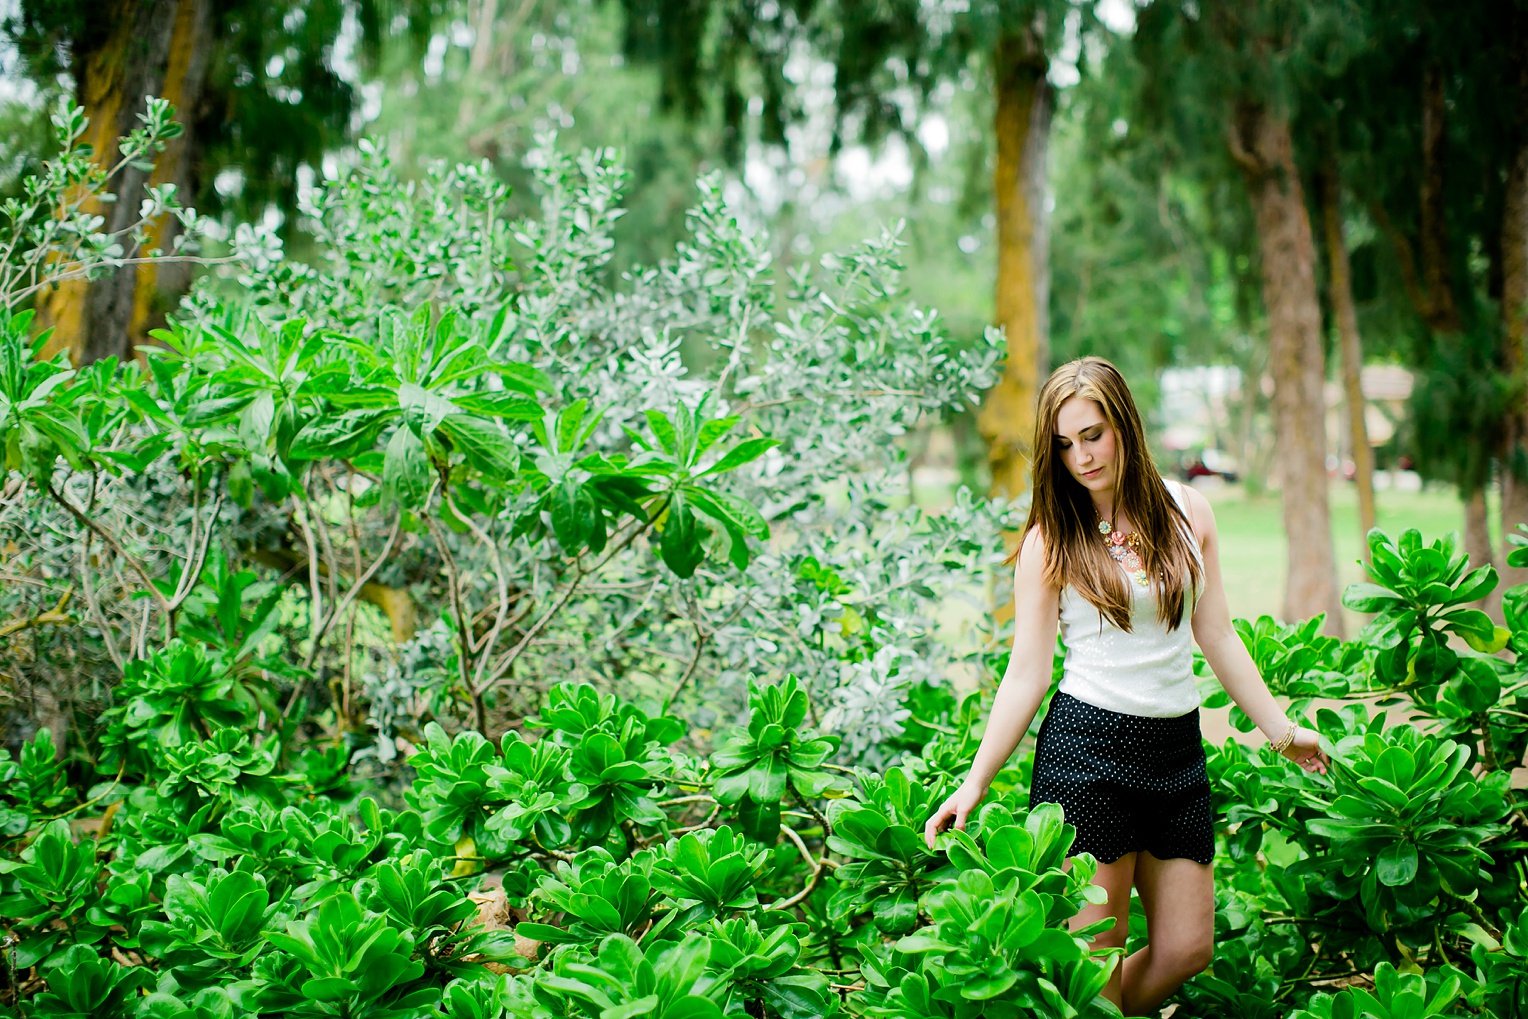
194, 134, 1009, 757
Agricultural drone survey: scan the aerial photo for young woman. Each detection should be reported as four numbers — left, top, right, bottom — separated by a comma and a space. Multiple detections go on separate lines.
923, 357, 1330, 1016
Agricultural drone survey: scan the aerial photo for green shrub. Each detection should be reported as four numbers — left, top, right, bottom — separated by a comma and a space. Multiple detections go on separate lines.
2, 98, 1527, 1019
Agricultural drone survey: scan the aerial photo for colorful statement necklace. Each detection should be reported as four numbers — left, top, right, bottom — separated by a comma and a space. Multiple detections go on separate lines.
1097, 516, 1149, 589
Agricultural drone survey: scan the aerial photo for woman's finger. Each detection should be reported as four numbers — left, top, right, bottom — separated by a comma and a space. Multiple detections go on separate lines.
924, 805, 953, 848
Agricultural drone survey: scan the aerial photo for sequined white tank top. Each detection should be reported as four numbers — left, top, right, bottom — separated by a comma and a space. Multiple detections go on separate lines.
1056, 478, 1204, 718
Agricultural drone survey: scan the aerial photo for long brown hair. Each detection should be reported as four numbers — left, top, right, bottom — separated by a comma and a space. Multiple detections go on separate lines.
1003, 356, 1202, 632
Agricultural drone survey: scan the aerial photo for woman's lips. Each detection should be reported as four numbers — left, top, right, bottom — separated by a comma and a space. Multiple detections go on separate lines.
1082, 466, 1103, 478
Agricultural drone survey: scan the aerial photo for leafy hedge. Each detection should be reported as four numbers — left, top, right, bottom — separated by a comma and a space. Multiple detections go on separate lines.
0, 98, 1008, 773
2, 524, 1527, 1018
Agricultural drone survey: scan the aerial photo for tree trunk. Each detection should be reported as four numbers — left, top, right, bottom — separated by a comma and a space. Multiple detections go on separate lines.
1418, 63, 1461, 334
458, 0, 501, 134
128, 0, 213, 356
976, 27, 1052, 513
1371, 69, 1464, 340
1230, 102, 1343, 635
1502, 19, 1528, 591
1318, 158, 1376, 561
36, 0, 211, 366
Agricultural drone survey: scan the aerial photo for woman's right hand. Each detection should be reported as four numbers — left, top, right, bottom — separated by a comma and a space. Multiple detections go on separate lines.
923, 780, 988, 849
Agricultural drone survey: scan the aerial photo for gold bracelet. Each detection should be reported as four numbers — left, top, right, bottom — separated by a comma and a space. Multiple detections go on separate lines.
1270, 721, 1297, 754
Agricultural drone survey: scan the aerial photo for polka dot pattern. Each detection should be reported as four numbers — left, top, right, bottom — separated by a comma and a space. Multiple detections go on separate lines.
1029, 690, 1215, 865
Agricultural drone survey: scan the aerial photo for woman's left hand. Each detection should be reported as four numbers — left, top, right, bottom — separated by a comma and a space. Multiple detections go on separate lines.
1281, 726, 1328, 775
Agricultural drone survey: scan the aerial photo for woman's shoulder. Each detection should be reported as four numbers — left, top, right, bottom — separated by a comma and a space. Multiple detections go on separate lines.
1008, 527, 1064, 624
1014, 523, 1049, 568
1012, 525, 1065, 591
1167, 478, 1213, 549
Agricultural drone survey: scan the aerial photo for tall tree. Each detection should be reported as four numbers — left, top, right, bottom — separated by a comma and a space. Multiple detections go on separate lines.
977, 20, 1055, 503
1318, 156, 1376, 561
1133, 2, 1358, 632
365, 0, 729, 275
7, 0, 390, 365
1332, 0, 1525, 594
16, 0, 213, 366
1230, 96, 1342, 631
1501, 2, 1528, 589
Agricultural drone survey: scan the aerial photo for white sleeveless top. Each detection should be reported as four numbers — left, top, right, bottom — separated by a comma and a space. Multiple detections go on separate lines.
1056, 478, 1204, 718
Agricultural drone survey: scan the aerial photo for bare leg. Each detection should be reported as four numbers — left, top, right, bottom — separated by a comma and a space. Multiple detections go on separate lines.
1121, 852, 1214, 1016
1067, 852, 1136, 1009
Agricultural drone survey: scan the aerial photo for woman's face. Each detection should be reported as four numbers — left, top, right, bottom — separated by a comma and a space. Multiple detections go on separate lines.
1054, 395, 1118, 493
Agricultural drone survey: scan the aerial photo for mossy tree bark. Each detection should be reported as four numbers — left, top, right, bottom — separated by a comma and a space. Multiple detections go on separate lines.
36, 0, 212, 366
977, 26, 1053, 518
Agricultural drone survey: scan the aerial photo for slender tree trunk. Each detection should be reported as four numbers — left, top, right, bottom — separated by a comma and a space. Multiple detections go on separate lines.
977, 27, 1052, 514
36, 0, 211, 366
458, 0, 501, 134
1418, 64, 1461, 334
1369, 70, 1463, 335
1230, 102, 1343, 635
1319, 158, 1376, 561
128, 0, 213, 357
1501, 20, 1528, 591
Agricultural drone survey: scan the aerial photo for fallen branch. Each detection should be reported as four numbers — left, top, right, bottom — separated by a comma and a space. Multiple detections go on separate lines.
0, 589, 74, 640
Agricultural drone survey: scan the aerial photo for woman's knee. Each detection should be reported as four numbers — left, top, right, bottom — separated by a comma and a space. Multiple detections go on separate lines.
1163, 936, 1213, 978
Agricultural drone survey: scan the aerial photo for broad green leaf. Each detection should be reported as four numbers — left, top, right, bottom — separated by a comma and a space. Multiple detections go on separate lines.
1446, 565, 1497, 606
694, 416, 737, 457
438, 415, 518, 479
696, 436, 779, 478
399, 382, 459, 434
453, 391, 543, 420
289, 410, 389, 461
645, 409, 678, 457
1459, 624, 1511, 655
383, 426, 432, 507
494, 361, 553, 395
1342, 582, 1403, 613
736, 795, 781, 843
686, 486, 768, 539
1376, 840, 1418, 886
659, 495, 704, 578
302, 976, 360, 1002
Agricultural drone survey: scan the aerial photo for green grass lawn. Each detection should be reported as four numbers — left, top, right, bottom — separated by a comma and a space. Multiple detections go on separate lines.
1204, 479, 1500, 633
910, 474, 1516, 756
904, 473, 1502, 667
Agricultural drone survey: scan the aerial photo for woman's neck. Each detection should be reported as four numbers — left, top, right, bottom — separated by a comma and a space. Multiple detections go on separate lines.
1091, 486, 1118, 524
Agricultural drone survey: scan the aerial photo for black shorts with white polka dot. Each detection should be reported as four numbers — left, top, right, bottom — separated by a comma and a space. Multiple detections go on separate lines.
1028, 690, 1214, 865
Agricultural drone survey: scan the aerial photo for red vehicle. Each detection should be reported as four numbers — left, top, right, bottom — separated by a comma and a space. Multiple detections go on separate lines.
1179, 449, 1239, 484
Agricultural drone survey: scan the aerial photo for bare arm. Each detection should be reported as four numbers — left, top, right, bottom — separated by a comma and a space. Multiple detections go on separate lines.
1183, 485, 1328, 772
924, 526, 1061, 846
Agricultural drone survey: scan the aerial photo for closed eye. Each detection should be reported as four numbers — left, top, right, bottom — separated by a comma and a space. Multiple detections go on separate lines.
1057, 429, 1102, 448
